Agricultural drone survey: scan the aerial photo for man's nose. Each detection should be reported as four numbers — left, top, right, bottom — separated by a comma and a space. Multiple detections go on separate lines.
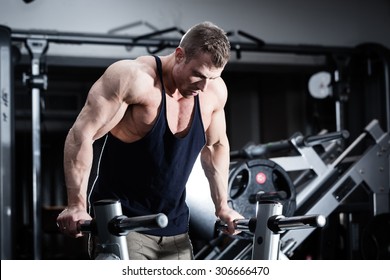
197, 78, 209, 91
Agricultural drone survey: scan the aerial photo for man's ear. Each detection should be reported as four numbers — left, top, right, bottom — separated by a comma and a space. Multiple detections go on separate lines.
175, 47, 185, 63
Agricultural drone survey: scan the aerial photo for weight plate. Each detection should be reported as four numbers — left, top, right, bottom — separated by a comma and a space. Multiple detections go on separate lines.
228, 159, 296, 218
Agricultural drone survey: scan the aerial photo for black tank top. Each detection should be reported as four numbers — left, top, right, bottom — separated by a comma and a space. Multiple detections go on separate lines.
89, 56, 206, 236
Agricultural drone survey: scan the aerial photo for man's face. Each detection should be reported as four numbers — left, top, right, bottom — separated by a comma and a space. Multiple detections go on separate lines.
174, 50, 225, 98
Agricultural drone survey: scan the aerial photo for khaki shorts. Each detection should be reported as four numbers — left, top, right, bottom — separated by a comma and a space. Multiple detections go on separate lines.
126, 232, 194, 260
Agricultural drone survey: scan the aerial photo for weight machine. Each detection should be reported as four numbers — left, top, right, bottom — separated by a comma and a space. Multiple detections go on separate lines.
216, 192, 326, 260
196, 119, 389, 260
78, 199, 168, 260
278, 119, 389, 258
78, 197, 325, 260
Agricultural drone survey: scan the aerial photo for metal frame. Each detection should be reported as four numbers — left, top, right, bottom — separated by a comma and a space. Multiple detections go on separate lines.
0, 25, 13, 260
9, 27, 354, 57
252, 200, 326, 260
277, 119, 390, 257
79, 200, 168, 260
23, 38, 48, 260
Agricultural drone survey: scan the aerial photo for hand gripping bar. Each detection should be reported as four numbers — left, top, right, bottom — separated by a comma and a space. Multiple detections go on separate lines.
78, 213, 168, 236
216, 214, 326, 234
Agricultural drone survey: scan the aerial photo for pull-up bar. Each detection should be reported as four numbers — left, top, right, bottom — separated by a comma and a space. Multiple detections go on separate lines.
10, 26, 355, 57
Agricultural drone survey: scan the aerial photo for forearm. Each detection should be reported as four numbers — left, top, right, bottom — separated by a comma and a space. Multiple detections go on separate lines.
201, 140, 230, 216
63, 128, 94, 210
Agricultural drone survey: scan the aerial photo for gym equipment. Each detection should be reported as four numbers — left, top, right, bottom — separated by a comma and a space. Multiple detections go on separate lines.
228, 159, 296, 218
194, 130, 347, 260
216, 191, 326, 260
228, 129, 349, 219
0, 25, 13, 260
23, 37, 48, 260
308, 71, 332, 99
198, 119, 389, 260
270, 130, 350, 210
78, 199, 168, 260
277, 119, 389, 257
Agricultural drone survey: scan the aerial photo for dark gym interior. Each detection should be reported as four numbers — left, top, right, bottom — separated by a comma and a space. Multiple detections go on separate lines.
1, 1, 389, 261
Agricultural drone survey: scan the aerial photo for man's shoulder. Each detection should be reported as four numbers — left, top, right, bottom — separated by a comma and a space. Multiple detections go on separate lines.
108, 56, 156, 76
102, 56, 160, 103
206, 77, 228, 104
103, 56, 158, 90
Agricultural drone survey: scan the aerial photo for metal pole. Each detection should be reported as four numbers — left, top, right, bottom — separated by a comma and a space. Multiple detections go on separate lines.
93, 200, 129, 260
0, 25, 13, 260
252, 201, 283, 260
10, 28, 355, 57
24, 38, 48, 260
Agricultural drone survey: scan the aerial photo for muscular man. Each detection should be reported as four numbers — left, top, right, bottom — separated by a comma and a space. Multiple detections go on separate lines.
56, 21, 243, 260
